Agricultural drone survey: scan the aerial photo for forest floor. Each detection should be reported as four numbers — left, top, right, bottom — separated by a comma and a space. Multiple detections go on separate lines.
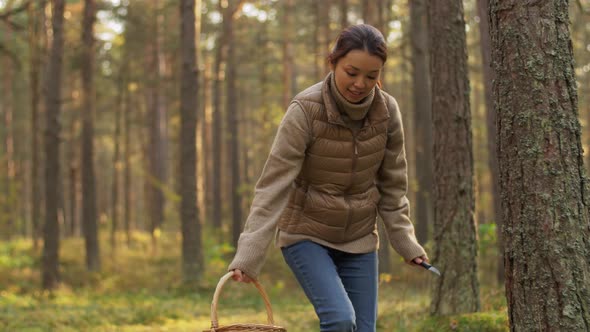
1, 229, 508, 331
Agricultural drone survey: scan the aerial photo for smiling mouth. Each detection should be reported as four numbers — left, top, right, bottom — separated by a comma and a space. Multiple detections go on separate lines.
348, 90, 364, 97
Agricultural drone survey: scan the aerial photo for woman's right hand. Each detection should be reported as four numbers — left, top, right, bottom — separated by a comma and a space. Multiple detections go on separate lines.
231, 269, 252, 283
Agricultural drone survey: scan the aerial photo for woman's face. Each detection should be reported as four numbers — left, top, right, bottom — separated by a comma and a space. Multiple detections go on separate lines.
332, 49, 383, 103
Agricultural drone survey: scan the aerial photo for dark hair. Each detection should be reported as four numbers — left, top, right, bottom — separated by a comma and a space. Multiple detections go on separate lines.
327, 24, 387, 66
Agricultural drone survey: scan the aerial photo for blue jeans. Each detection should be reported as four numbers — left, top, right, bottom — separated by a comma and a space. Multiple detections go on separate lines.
281, 240, 378, 332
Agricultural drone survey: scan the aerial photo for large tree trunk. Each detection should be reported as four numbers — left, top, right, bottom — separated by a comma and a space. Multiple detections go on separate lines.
428, 0, 480, 315
179, 0, 204, 282
409, 0, 433, 245
490, 1, 590, 331
476, 0, 504, 285
81, 0, 100, 272
42, 0, 65, 290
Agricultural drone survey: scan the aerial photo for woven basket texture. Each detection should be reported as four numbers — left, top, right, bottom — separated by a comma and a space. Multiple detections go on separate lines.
203, 323, 286, 332
203, 272, 286, 332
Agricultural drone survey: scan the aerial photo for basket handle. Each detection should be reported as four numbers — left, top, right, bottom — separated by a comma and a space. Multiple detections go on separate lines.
210, 271, 275, 329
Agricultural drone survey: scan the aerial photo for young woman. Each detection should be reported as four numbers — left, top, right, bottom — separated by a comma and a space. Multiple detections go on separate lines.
228, 24, 429, 332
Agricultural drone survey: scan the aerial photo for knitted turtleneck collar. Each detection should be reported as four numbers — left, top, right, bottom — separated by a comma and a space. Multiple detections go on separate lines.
329, 71, 375, 121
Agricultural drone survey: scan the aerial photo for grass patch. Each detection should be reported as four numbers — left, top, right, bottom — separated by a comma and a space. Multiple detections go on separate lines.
0, 230, 507, 331
416, 311, 509, 332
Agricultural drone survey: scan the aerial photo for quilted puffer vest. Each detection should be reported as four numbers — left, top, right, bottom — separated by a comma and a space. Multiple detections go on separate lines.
278, 78, 394, 243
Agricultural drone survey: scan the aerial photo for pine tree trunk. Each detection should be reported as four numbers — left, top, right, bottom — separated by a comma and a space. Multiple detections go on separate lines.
66, 107, 79, 238
123, 78, 132, 246
490, 1, 590, 330
148, 0, 167, 246
3, 42, 15, 240
226, 2, 243, 247
203, 59, 213, 225
410, 0, 433, 245
28, 1, 45, 247
81, 0, 100, 271
180, 0, 203, 282
42, 0, 65, 290
429, 0, 480, 315
68, 161, 77, 237
111, 73, 123, 251
211, 0, 227, 230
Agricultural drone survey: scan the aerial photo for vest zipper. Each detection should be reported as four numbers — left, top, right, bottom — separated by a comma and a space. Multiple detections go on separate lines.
344, 131, 359, 233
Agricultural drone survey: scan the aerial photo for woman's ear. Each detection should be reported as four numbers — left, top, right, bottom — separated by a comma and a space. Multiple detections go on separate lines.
328, 61, 335, 72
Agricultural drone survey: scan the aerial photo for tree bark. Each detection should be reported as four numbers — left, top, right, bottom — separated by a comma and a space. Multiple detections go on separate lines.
81, 0, 100, 271
429, 0, 480, 315
490, 1, 590, 330
42, 0, 65, 290
180, 0, 204, 282
410, 0, 433, 245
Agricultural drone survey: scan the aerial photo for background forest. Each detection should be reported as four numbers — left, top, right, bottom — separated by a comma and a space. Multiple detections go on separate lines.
0, 0, 589, 331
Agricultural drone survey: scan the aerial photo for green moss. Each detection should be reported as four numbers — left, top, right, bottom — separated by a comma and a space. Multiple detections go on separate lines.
415, 311, 509, 332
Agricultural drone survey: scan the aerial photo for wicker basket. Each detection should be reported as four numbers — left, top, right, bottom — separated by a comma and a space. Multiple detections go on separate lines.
203, 272, 286, 332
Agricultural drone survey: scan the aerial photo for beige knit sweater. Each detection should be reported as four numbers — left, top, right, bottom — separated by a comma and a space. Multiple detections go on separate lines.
228, 73, 426, 278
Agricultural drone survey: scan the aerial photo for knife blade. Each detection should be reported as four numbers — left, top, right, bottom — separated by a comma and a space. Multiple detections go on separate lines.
419, 261, 441, 276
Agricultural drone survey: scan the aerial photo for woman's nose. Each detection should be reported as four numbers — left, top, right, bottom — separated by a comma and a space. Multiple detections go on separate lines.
354, 78, 366, 89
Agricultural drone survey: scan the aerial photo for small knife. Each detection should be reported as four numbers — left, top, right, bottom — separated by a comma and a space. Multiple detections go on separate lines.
419, 261, 441, 276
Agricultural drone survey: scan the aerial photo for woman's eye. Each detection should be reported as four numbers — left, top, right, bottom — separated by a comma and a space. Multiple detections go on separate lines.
368, 76, 376, 80
346, 72, 357, 77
